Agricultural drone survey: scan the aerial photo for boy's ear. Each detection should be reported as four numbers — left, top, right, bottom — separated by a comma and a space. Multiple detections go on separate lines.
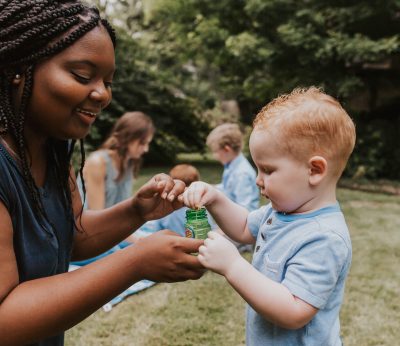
308, 156, 328, 186
223, 145, 232, 152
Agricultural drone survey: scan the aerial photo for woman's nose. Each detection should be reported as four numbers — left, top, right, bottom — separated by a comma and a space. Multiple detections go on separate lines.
89, 83, 111, 108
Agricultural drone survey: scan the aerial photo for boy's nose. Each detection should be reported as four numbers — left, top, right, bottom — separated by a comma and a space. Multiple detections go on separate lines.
255, 175, 263, 187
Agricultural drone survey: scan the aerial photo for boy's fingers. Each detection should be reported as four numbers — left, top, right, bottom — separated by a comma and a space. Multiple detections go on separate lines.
198, 245, 206, 254
197, 254, 206, 265
208, 231, 219, 240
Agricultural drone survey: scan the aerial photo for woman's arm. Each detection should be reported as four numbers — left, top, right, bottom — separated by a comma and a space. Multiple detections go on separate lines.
0, 200, 204, 345
81, 152, 106, 210
71, 170, 189, 260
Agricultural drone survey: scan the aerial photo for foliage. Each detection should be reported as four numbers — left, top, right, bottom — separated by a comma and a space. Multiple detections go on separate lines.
148, 0, 400, 177
86, 0, 400, 177
84, 1, 210, 163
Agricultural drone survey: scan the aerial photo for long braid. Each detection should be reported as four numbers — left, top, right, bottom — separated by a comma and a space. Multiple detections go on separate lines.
0, 0, 116, 230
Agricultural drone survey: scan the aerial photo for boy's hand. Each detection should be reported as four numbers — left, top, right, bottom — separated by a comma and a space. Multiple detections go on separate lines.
180, 181, 218, 209
197, 231, 241, 276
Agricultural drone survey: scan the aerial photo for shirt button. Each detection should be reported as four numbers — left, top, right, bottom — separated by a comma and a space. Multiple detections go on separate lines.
267, 218, 272, 225
256, 245, 260, 252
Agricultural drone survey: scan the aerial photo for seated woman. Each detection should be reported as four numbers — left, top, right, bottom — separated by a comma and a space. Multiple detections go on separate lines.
73, 111, 155, 264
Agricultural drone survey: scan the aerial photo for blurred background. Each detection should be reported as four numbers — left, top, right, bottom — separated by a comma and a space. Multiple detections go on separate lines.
82, 0, 399, 182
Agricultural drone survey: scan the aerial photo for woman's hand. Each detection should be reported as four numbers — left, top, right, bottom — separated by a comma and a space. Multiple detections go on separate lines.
132, 230, 205, 282
132, 173, 185, 222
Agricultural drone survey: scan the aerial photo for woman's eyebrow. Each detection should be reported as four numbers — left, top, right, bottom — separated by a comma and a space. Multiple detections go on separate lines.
67, 60, 97, 68
67, 60, 116, 73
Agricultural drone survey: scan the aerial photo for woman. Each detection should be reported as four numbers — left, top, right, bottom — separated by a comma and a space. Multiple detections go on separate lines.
0, 1, 203, 345
80, 111, 155, 210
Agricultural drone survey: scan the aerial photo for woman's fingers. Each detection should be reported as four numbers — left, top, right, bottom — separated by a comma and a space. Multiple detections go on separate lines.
153, 174, 186, 202
166, 179, 186, 202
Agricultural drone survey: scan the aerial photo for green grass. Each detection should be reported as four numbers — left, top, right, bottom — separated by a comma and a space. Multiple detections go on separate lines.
66, 161, 400, 346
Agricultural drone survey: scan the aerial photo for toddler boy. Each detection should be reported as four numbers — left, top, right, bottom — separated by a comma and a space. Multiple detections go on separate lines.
182, 87, 356, 345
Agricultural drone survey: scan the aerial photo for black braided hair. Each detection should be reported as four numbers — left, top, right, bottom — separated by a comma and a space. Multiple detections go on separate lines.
0, 0, 116, 231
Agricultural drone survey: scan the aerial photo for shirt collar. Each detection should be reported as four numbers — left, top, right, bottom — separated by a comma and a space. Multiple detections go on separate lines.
275, 202, 341, 222
224, 153, 244, 170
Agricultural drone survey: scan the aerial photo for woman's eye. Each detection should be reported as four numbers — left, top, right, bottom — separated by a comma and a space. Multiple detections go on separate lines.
104, 81, 113, 89
71, 71, 90, 84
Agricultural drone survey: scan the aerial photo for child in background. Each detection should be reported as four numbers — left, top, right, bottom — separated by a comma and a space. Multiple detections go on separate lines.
206, 123, 259, 252
207, 123, 259, 212
131, 164, 213, 239
79, 111, 154, 210
182, 87, 356, 345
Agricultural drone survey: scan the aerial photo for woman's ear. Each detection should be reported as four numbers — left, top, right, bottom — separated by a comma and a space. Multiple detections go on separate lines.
308, 156, 328, 186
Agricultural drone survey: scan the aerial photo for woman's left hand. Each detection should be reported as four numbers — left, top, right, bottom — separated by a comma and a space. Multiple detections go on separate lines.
132, 173, 185, 222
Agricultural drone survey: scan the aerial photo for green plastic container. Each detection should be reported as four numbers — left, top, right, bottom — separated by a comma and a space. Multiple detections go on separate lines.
184, 207, 211, 240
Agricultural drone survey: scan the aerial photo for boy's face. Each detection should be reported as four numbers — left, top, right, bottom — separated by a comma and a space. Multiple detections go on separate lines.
249, 129, 314, 214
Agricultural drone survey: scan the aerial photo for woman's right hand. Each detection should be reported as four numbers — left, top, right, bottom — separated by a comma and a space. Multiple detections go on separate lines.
132, 230, 205, 282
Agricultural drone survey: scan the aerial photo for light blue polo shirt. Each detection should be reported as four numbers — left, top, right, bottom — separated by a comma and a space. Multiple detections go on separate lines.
246, 203, 352, 346
219, 153, 259, 211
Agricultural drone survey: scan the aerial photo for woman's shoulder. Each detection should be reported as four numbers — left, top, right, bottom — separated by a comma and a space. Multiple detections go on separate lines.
85, 150, 108, 167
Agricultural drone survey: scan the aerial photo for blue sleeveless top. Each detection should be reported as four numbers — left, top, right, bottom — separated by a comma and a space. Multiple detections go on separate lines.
0, 141, 74, 346
78, 150, 134, 209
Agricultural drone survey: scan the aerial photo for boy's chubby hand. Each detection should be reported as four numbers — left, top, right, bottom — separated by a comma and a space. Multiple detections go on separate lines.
179, 181, 218, 209
197, 231, 241, 276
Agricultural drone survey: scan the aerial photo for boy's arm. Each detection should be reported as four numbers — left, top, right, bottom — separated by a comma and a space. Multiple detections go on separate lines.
182, 182, 254, 244
226, 255, 318, 329
199, 232, 318, 329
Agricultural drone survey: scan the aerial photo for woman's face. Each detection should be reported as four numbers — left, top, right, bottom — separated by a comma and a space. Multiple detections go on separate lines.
127, 133, 153, 160
21, 25, 115, 140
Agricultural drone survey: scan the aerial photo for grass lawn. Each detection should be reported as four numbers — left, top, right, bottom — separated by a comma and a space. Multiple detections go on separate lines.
66, 160, 400, 346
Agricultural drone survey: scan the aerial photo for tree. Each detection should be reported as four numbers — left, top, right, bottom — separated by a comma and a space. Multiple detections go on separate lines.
148, 0, 400, 178
84, 0, 210, 163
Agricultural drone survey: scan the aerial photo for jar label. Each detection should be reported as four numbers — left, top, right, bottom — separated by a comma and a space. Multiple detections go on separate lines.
185, 225, 195, 238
